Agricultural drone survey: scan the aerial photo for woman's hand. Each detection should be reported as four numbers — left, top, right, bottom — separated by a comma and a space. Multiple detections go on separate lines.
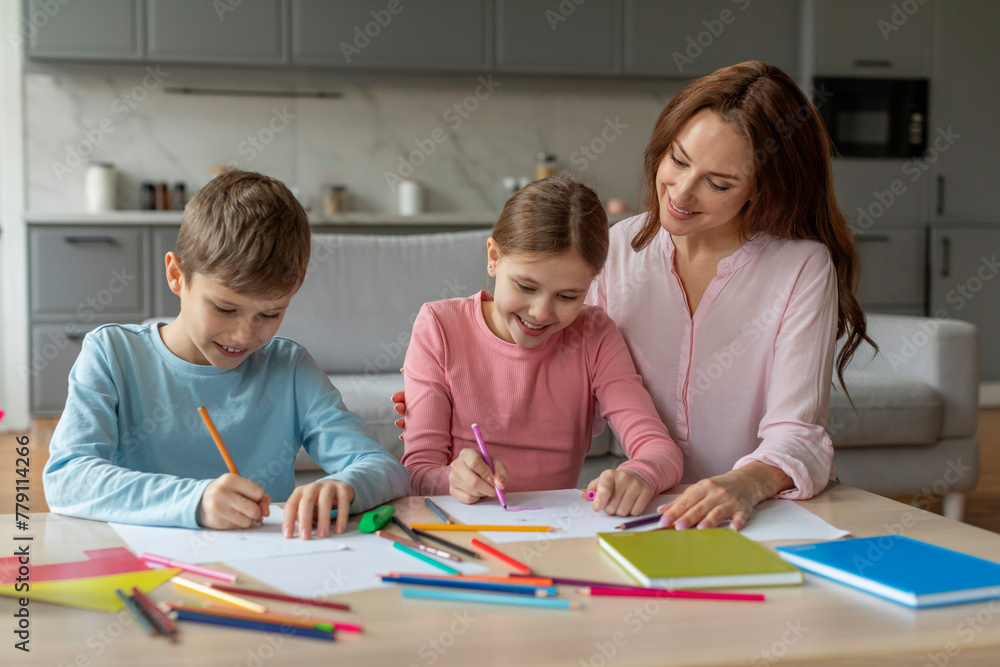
391, 390, 406, 436
657, 463, 793, 531
449, 447, 509, 504
584, 469, 652, 517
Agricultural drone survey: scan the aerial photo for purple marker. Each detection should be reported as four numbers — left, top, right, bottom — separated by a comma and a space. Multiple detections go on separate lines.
471, 423, 507, 510
587, 491, 596, 500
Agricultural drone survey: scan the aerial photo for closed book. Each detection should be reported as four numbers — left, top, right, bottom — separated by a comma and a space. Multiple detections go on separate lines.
776, 535, 1000, 608
597, 528, 803, 589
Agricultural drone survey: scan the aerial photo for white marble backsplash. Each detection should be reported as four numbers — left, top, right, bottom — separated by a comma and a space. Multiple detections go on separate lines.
25, 66, 684, 215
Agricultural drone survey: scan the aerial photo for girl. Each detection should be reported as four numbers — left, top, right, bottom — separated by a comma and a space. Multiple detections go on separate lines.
400, 175, 683, 516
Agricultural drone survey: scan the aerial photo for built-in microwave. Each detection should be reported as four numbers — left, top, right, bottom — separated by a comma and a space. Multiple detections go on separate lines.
813, 77, 928, 158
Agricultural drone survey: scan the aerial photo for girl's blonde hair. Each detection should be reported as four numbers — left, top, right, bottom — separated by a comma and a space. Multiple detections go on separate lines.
492, 174, 608, 273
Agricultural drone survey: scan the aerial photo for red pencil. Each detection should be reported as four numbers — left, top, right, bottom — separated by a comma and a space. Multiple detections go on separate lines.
209, 582, 350, 611
470, 538, 531, 574
578, 586, 765, 602
130, 586, 178, 641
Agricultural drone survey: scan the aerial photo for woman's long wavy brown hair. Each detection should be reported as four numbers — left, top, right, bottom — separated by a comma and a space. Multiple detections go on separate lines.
631, 60, 874, 395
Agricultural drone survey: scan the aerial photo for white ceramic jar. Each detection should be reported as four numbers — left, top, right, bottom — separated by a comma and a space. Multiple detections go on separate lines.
397, 179, 423, 217
84, 162, 117, 212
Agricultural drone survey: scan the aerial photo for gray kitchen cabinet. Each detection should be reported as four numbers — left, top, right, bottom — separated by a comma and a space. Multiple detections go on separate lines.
853, 226, 926, 316
28, 225, 153, 415
495, 0, 621, 75
624, 0, 800, 78
24, 0, 143, 60
292, 0, 492, 70
152, 226, 180, 317
927, 0, 1000, 224
146, 0, 288, 65
832, 159, 928, 226
29, 323, 101, 415
29, 227, 148, 322
813, 0, 932, 77
928, 224, 1000, 381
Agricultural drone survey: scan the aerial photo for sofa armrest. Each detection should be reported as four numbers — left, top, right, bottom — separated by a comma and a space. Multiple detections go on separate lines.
844, 314, 979, 439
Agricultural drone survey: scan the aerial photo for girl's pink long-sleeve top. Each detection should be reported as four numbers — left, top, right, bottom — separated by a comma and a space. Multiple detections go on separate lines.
401, 290, 684, 496
587, 215, 838, 500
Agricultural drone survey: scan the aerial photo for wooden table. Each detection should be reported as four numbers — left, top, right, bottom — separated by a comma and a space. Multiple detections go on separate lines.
3, 484, 1000, 666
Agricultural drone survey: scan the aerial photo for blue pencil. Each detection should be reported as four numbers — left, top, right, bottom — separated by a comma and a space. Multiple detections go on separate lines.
174, 609, 334, 641
424, 497, 452, 523
381, 575, 557, 597
400, 588, 585, 610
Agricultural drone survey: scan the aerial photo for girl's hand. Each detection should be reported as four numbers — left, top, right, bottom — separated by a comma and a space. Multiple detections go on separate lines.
391, 390, 406, 434
449, 447, 509, 504
199, 473, 271, 530
282, 480, 355, 539
656, 463, 792, 531
585, 469, 652, 517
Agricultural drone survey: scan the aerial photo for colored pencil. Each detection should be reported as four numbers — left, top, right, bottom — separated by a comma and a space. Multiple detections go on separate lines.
141, 552, 237, 583
470, 538, 532, 574
208, 582, 350, 611
391, 515, 422, 543
115, 588, 158, 636
380, 575, 556, 596
376, 530, 462, 562
615, 514, 662, 530
197, 406, 239, 475
409, 524, 557, 532
386, 572, 554, 587
172, 576, 267, 613
391, 541, 460, 575
401, 588, 584, 610
578, 586, 765, 602
510, 573, 670, 590
130, 586, 177, 641
424, 497, 452, 524
471, 423, 507, 509
165, 602, 362, 633
173, 609, 333, 641
411, 527, 480, 559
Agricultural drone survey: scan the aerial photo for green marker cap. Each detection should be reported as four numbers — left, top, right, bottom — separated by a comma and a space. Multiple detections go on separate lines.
358, 505, 395, 533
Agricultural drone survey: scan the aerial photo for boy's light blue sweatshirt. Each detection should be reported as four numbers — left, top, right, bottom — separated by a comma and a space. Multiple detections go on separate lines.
43, 323, 409, 528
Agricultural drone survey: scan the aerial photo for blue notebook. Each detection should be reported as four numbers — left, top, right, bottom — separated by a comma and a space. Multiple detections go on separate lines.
776, 535, 1000, 608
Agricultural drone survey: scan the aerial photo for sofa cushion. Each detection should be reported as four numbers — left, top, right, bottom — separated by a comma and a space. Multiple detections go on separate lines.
293, 373, 405, 472
828, 373, 943, 447
280, 231, 491, 375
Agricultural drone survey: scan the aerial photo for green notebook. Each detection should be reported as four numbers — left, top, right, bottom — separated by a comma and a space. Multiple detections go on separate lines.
597, 528, 803, 589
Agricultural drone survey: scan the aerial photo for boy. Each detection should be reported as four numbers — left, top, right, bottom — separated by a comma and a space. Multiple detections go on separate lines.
43, 170, 409, 539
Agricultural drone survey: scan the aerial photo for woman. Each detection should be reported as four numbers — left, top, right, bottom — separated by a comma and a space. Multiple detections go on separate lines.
395, 61, 872, 530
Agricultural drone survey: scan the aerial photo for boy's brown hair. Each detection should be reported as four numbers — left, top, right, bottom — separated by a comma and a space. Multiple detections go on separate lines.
175, 170, 310, 296
492, 174, 609, 274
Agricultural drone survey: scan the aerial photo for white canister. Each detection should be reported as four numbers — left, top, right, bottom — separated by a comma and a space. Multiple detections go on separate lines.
397, 179, 423, 217
85, 162, 117, 212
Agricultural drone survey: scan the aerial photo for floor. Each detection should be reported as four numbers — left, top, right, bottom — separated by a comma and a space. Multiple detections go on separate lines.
2, 412, 999, 532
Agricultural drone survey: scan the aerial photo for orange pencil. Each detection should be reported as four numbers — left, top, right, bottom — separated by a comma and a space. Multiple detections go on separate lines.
470, 538, 532, 574
198, 406, 239, 474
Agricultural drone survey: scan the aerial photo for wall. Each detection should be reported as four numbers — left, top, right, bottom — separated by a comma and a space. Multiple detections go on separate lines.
25, 65, 685, 216
0, 1, 28, 431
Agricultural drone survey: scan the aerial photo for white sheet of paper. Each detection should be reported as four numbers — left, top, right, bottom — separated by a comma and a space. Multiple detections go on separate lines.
109, 506, 350, 564
223, 531, 489, 597
428, 490, 849, 543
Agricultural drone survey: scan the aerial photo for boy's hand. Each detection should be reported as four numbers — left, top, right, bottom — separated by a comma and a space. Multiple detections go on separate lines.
585, 469, 652, 517
449, 447, 509, 504
282, 480, 355, 539
200, 474, 271, 530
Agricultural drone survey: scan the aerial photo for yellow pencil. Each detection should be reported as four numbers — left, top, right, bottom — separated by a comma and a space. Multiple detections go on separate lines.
172, 576, 266, 613
198, 406, 239, 475
408, 524, 558, 532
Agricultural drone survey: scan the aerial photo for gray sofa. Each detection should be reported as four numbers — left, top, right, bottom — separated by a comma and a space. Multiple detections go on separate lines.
283, 230, 980, 520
